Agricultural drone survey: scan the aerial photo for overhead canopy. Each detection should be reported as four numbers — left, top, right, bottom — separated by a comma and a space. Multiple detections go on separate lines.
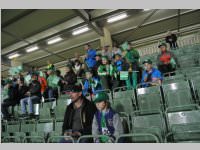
1, 9, 200, 76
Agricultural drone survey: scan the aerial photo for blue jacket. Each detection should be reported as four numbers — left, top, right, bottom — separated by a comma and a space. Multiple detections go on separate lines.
82, 77, 102, 96
85, 49, 96, 68
141, 68, 162, 87
115, 60, 123, 72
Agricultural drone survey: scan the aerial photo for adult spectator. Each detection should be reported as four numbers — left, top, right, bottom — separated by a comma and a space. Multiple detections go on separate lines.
92, 92, 124, 143
157, 42, 180, 76
1, 79, 18, 120
63, 64, 77, 90
84, 44, 96, 70
73, 59, 85, 78
94, 53, 102, 70
74, 52, 84, 64
17, 77, 29, 105
124, 42, 140, 89
165, 31, 178, 49
141, 59, 162, 88
38, 71, 47, 97
55, 69, 65, 93
46, 68, 60, 101
101, 45, 112, 61
61, 84, 97, 143
20, 73, 41, 118
112, 44, 122, 58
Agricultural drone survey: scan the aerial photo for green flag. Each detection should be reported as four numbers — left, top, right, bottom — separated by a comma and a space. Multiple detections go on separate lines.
25, 75, 31, 85
120, 71, 129, 80
121, 41, 128, 51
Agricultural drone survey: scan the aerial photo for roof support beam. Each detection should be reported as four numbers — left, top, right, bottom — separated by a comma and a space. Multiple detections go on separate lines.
74, 9, 104, 36
2, 10, 37, 28
122, 9, 158, 42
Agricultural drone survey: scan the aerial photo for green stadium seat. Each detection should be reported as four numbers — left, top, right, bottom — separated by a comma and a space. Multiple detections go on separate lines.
6, 122, 20, 133
179, 54, 199, 68
54, 121, 63, 135
162, 74, 186, 85
2, 135, 22, 143
20, 120, 36, 133
39, 102, 53, 122
112, 96, 135, 115
23, 132, 45, 143
36, 122, 54, 138
190, 75, 200, 103
131, 111, 167, 142
118, 112, 131, 134
165, 109, 200, 143
1, 132, 9, 142
54, 101, 67, 121
12, 132, 26, 142
136, 86, 163, 113
162, 81, 195, 111
113, 86, 134, 99
115, 133, 160, 143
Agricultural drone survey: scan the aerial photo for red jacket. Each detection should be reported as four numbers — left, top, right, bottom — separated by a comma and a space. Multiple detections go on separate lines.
38, 77, 47, 93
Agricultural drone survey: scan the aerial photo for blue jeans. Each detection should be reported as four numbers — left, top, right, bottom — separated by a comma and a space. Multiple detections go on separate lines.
48, 88, 58, 100
20, 96, 40, 114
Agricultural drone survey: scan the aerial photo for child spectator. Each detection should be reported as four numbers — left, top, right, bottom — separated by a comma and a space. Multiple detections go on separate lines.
97, 56, 117, 90
92, 92, 124, 143
82, 69, 102, 99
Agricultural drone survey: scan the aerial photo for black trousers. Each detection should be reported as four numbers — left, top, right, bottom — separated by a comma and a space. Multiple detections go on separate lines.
1, 99, 16, 118
158, 64, 175, 77
168, 41, 178, 49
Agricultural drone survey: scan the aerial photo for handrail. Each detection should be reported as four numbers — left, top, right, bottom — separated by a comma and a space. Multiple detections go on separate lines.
165, 130, 200, 143
47, 135, 74, 143
2, 136, 22, 143
77, 135, 112, 143
165, 104, 200, 113
23, 136, 45, 143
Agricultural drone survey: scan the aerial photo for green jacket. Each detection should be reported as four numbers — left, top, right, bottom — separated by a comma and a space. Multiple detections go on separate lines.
47, 74, 60, 88
125, 48, 140, 64
97, 64, 117, 78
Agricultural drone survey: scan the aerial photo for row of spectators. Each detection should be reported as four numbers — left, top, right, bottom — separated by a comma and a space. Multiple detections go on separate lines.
1, 40, 179, 120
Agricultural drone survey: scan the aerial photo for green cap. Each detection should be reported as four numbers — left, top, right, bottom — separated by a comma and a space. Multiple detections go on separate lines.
4, 79, 12, 85
102, 56, 108, 60
93, 92, 109, 103
143, 59, 152, 64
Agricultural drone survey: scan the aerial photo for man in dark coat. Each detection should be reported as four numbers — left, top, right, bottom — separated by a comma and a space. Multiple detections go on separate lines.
60, 84, 97, 143
20, 73, 41, 117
